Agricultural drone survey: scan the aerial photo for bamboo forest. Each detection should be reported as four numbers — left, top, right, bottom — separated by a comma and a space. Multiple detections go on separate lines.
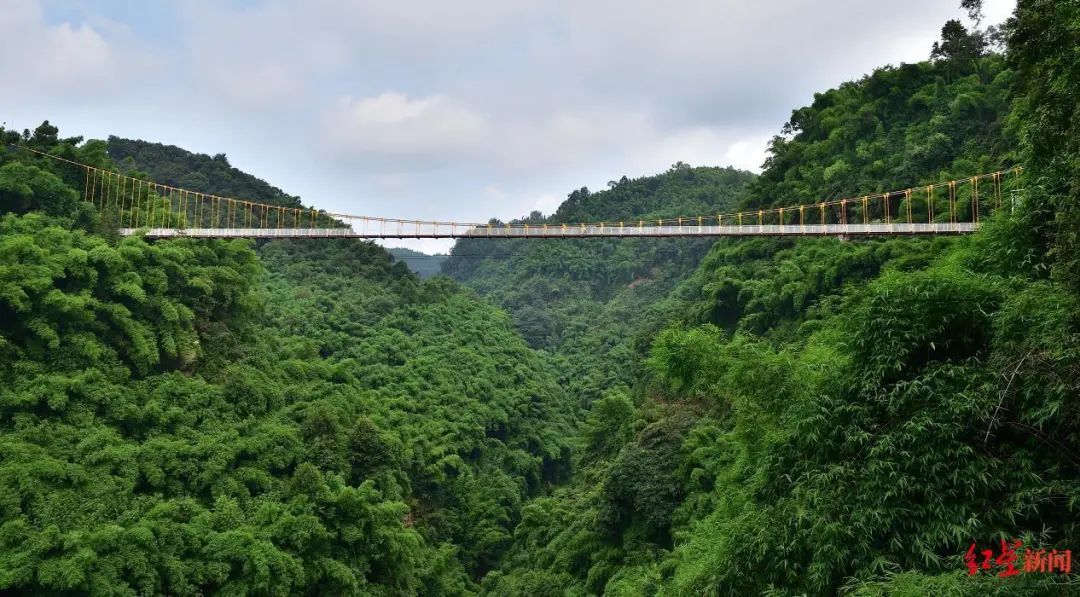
0, 0, 1077, 594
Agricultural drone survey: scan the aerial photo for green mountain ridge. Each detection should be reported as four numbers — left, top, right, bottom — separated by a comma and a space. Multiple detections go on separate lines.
107, 137, 302, 209
0, 2, 1078, 594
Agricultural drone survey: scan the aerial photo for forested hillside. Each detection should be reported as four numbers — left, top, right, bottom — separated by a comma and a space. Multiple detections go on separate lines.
746, 54, 1016, 208
459, 4, 1080, 595
0, 127, 573, 593
445, 166, 755, 406
1, 0, 1077, 595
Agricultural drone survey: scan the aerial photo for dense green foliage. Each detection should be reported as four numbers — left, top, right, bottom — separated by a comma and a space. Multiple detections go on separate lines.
747, 55, 1016, 209
2, 1, 1079, 594
0, 132, 572, 594
1009, 0, 1080, 293
445, 166, 755, 406
652, 232, 1078, 595
467, 5, 1080, 595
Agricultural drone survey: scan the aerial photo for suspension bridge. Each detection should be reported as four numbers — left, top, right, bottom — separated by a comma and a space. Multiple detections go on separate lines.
26, 148, 1022, 240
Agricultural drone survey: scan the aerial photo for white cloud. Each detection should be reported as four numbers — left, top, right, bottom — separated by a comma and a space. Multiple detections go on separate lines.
532, 193, 561, 215
180, 0, 545, 108
205, 61, 301, 107
323, 92, 488, 166
0, 0, 155, 96
724, 136, 771, 173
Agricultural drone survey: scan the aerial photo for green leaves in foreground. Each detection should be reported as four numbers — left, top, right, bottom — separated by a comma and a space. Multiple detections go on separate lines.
665, 260, 1078, 595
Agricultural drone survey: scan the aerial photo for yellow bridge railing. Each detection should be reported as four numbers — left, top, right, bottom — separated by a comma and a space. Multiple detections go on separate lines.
20, 146, 1023, 239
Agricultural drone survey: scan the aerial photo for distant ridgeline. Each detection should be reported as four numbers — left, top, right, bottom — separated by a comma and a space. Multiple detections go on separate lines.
387, 247, 448, 278
442, 166, 757, 406
107, 136, 303, 209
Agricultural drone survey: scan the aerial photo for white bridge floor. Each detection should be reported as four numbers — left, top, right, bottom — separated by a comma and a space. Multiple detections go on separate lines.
120, 222, 979, 239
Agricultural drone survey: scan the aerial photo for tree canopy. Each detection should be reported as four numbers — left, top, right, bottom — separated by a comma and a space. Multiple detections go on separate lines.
2, 1, 1078, 594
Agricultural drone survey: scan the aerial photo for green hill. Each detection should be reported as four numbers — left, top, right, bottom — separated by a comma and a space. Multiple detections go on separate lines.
443, 166, 756, 406
107, 137, 302, 208
466, 9, 1080, 596
0, 126, 573, 594
0, 1, 1077, 594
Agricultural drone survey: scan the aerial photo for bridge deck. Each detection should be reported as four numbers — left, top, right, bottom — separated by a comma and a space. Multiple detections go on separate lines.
121, 222, 978, 239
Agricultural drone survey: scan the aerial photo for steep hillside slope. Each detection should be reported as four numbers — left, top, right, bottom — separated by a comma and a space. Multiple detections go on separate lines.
0, 126, 573, 594
480, 23, 1078, 595
745, 54, 1016, 209
444, 166, 755, 405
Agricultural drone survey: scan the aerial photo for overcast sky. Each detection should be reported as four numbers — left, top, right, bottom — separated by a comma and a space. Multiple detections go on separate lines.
2, 0, 1014, 252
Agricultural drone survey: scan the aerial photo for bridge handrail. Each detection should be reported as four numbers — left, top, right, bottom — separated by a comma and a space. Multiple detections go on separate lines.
14, 146, 1021, 236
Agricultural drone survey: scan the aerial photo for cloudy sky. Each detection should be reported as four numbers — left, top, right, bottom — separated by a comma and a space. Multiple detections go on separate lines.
2, 0, 1014, 251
